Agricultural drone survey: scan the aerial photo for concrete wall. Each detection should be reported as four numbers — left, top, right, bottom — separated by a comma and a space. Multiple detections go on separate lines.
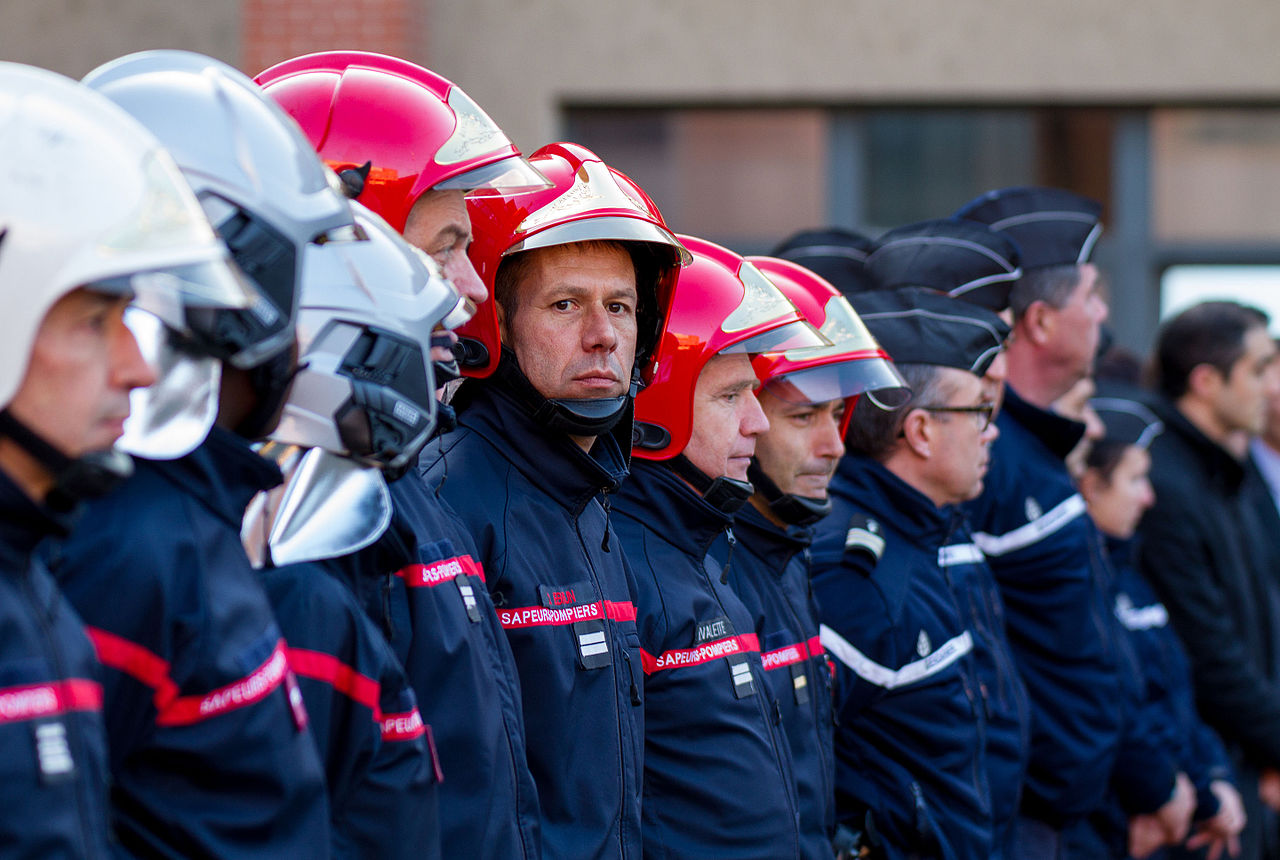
0, 0, 240, 80
427, 0, 1280, 152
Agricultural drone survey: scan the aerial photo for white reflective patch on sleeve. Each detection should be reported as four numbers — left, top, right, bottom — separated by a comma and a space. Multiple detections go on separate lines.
972, 493, 1087, 558
819, 625, 973, 690
937, 543, 985, 567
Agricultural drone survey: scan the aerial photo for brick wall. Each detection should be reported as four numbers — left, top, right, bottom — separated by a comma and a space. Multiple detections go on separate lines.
242, 0, 425, 77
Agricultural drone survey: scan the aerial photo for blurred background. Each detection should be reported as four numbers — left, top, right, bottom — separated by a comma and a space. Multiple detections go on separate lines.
8, 0, 1280, 353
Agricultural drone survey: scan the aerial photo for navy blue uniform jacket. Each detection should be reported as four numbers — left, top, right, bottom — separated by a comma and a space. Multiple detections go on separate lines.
419, 380, 645, 860
813, 455, 997, 860
964, 387, 1124, 829
0, 472, 114, 858
321, 471, 540, 860
613, 459, 803, 860
722, 503, 836, 860
259, 558, 440, 860
49, 427, 330, 859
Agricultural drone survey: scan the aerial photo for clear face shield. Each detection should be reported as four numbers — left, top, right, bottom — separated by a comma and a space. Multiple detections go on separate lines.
762, 296, 911, 409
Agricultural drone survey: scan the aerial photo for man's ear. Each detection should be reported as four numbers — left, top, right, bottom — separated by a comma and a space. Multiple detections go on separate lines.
496, 300, 510, 345
1186, 362, 1223, 401
1077, 467, 1104, 505
900, 408, 933, 459
1020, 300, 1056, 348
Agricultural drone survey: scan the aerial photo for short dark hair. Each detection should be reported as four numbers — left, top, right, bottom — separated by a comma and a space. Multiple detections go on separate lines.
1151, 300, 1269, 400
1010, 264, 1081, 322
844, 363, 949, 462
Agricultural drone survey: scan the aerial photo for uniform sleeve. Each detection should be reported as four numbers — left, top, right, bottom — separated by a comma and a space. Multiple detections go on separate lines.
264, 563, 440, 860
1110, 640, 1180, 816
812, 549, 895, 719
1137, 495, 1280, 767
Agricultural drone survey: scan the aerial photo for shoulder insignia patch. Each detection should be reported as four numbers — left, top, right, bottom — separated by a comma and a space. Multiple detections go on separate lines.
1024, 496, 1043, 523
844, 514, 886, 562
916, 629, 932, 657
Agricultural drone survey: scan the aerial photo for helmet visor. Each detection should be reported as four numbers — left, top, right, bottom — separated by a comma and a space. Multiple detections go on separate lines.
720, 319, 828, 356
435, 155, 552, 196
508, 215, 690, 265
764, 357, 909, 406
93, 257, 259, 320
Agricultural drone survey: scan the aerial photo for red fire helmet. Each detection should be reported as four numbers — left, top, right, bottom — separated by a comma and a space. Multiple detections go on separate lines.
254, 51, 549, 232
747, 256, 909, 435
632, 236, 830, 461
457, 141, 690, 379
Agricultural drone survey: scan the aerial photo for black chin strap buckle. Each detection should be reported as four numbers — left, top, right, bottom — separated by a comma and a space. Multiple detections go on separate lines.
670, 454, 753, 515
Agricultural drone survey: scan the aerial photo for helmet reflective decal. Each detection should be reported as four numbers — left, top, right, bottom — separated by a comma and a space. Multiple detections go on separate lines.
514, 159, 649, 235
721, 261, 800, 333
435, 86, 511, 166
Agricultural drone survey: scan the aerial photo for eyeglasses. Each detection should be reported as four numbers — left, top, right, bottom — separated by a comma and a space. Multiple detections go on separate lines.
917, 401, 997, 432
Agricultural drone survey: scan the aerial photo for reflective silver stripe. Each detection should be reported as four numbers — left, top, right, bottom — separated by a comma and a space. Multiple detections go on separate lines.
938, 543, 984, 567
972, 493, 1087, 557
1116, 602, 1169, 631
819, 625, 973, 690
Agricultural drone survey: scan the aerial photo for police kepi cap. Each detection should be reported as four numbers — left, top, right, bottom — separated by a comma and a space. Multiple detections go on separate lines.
771, 228, 877, 297
866, 218, 1021, 312
954, 186, 1102, 269
850, 287, 1010, 377
1090, 395, 1164, 449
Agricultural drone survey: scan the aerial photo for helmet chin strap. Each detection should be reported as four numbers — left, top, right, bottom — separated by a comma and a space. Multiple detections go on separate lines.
0, 409, 133, 513
668, 454, 754, 516
746, 458, 831, 527
493, 347, 631, 438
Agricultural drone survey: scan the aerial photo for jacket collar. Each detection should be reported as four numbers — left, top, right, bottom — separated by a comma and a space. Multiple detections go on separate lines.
833, 453, 963, 546
1002, 385, 1086, 461
147, 425, 283, 528
617, 458, 733, 556
454, 378, 631, 513
1153, 397, 1246, 489
732, 503, 811, 574
0, 467, 69, 566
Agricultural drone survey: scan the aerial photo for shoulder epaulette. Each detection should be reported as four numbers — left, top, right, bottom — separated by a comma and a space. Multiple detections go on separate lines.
844, 514, 886, 565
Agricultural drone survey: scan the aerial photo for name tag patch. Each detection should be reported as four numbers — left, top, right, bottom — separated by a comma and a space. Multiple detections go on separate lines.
695, 615, 734, 645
